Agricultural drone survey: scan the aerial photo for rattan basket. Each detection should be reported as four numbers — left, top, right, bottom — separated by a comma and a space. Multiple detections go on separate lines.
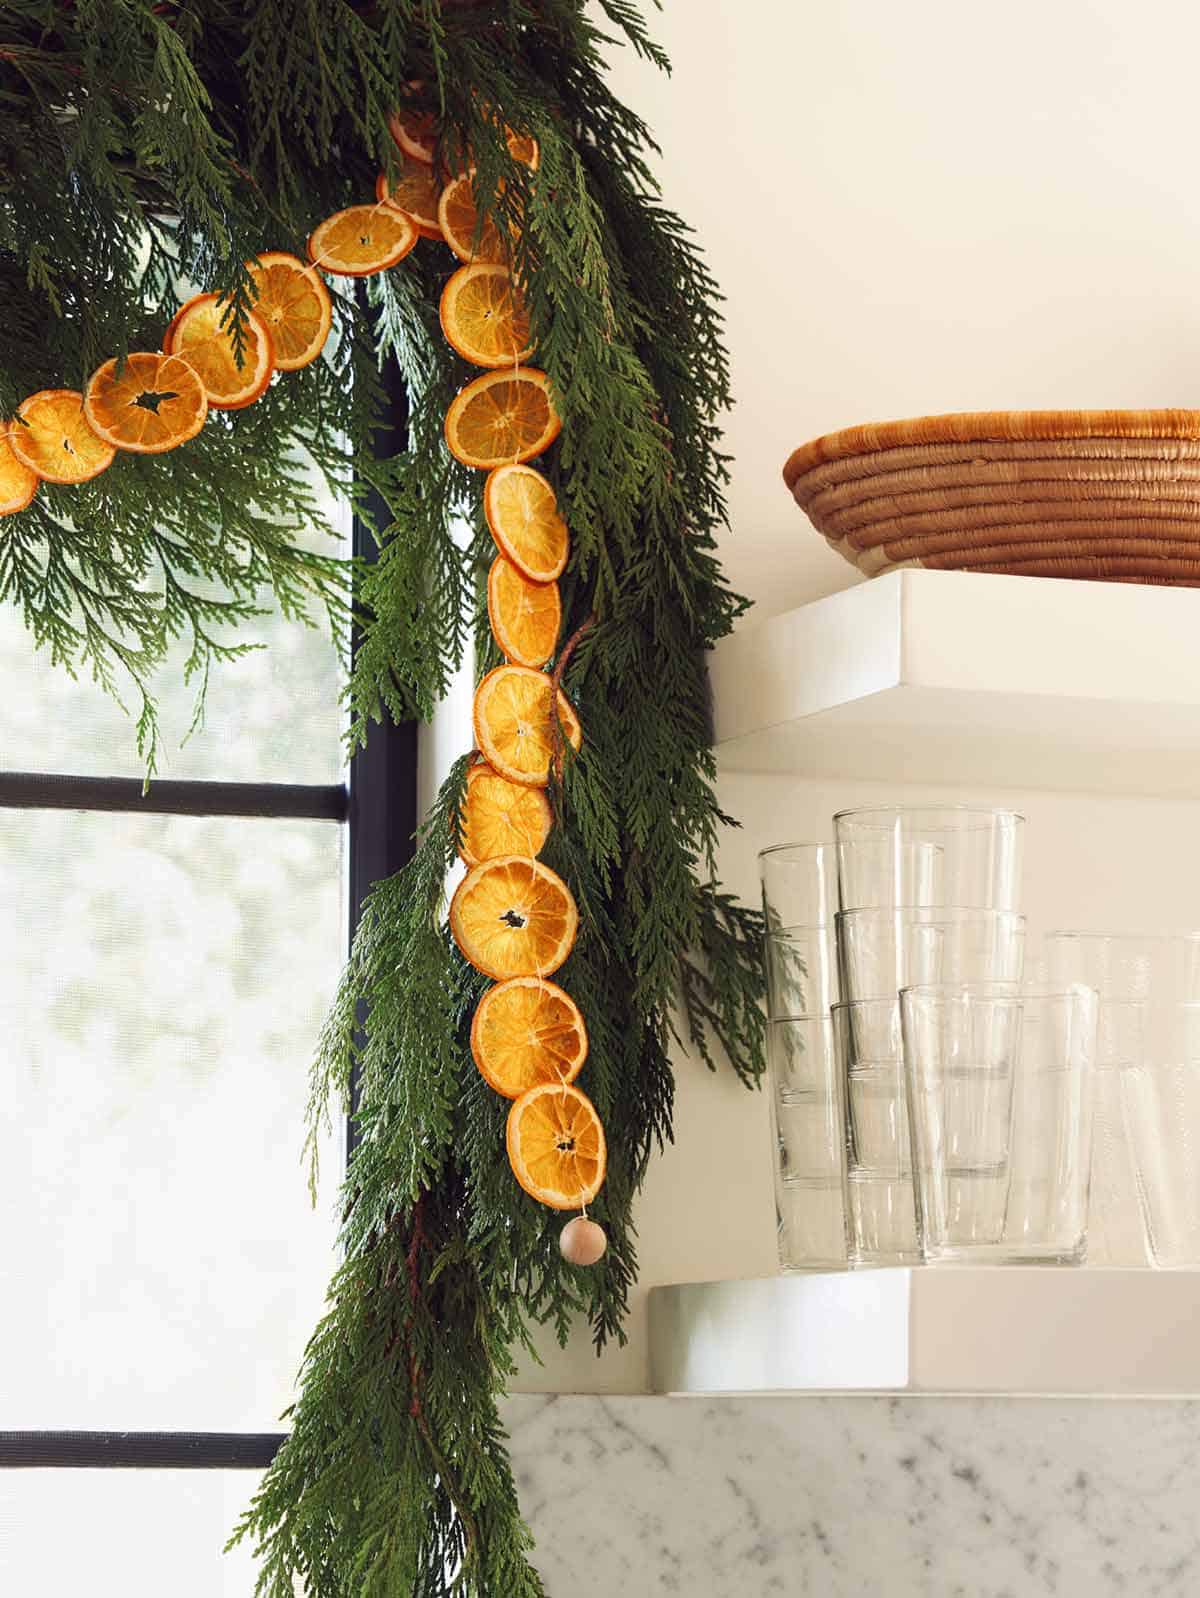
783, 410, 1200, 585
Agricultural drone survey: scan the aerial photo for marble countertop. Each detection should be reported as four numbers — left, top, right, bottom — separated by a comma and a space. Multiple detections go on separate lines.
505, 1392, 1200, 1596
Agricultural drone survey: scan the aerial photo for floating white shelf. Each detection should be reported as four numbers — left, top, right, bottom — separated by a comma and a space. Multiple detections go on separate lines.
710, 569, 1200, 795
649, 1270, 1200, 1396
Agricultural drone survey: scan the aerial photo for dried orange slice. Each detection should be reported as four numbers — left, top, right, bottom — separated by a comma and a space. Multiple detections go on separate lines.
0, 426, 39, 514
245, 252, 333, 371
438, 173, 508, 265
444, 368, 560, 469
83, 355, 208, 454
375, 164, 443, 240
440, 264, 533, 369
505, 128, 540, 169
506, 1082, 606, 1210
473, 664, 581, 787
308, 205, 417, 278
449, 855, 578, 980
487, 556, 560, 668
484, 464, 569, 582
388, 104, 438, 166
472, 976, 588, 1099
166, 294, 274, 410
10, 390, 116, 483
460, 759, 553, 866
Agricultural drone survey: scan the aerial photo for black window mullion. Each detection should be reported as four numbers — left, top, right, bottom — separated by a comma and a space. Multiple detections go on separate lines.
0, 772, 347, 821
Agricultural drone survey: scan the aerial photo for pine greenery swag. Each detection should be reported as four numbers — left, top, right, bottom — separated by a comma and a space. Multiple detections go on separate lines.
2, 1, 767, 1590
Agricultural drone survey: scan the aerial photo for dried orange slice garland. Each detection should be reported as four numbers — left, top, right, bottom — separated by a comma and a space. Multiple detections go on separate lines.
415, 106, 607, 1266
3, 100, 605, 1262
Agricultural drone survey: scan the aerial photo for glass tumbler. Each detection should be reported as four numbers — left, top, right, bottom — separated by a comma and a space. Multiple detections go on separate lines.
769, 1017, 847, 1270
835, 806, 1025, 912
1122, 1060, 1200, 1267
837, 908, 1026, 1004
833, 999, 920, 1266
901, 984, 1098, 1264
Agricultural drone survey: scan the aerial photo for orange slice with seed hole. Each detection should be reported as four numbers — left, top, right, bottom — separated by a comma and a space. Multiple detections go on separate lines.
459, 759, 553, 866
245, 252, 333, 371
438, 173, 509, 265
506, 1082, 606, 1210
308, 206, 417, 277
444, 368, 560, 469
484, 463, 569, 582
0, 426, 39, 513
472, 976, 588, 1099
166, 294, 274, 410
440, 263, 533, 369
375, 163, 443, 239
11, 390, 117, 483
83, 355, 208, 455
487, 556, 561, 668
473, 664, 581, 787
450, 855, 578, 980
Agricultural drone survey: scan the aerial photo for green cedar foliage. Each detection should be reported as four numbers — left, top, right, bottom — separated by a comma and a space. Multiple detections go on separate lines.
1, 2, 766, 1590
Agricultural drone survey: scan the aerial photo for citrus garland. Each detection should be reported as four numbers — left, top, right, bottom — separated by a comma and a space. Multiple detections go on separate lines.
1, 107, 609, 1255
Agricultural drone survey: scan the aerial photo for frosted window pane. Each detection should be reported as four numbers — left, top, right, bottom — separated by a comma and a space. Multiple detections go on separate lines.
0, 1471, 267, 1595
0, 478, 348, 783
0, 810, 343, 1429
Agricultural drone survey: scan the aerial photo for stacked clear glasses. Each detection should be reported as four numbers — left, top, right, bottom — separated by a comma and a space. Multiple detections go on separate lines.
759, 845, 846, 1270
832, 807, 1027, 1267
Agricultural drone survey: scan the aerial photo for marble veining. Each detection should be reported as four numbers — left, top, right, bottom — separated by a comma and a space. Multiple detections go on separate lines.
503, 1394, 1200, 1596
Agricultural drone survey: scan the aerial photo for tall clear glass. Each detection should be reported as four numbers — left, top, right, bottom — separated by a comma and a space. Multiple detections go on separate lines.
901, 983, 1097, 1265
833, 999, 920, 1266
1122, 1060, 1200, 1267
769, 1017, 847, 1270
837, 907, 1026, 1004
835, 806, 1025, 912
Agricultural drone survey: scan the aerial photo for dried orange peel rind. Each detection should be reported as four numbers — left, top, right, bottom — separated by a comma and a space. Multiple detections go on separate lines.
506, 1081, 606, 1210
166, 294, 274, 410
11, 390, 117, 483
459, 759, 553, 866
471, 976, 588, 1099
308, 205, 417, 277
444, 367, 560, 469
473, 664, 581, 787
483, 463, 569, 582
449, 854, 578, 981
245, 252, 333, 371
83, 356, 209, 455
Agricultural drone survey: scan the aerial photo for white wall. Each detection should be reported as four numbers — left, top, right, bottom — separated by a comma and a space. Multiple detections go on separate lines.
512, 0, 1200, 1393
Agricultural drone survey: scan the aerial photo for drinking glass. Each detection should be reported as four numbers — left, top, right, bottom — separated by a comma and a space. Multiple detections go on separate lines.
835, 806, 1025, 912
769, 1017, 847, 1270
763, 928, 838, 1021
759, 842, 839, 1021
901, 983, 1097, 1264
759, 842, 837, 932
837, 907, 1025, 1004
1122, 1061, 1200, 1267
833, 999, 920, 1266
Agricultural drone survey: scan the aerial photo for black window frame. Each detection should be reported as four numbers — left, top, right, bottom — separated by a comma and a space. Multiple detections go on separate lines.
0, 372, 415, 1479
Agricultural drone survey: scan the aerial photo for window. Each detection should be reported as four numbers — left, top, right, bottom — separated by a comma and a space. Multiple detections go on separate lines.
0, 444, 415, 1590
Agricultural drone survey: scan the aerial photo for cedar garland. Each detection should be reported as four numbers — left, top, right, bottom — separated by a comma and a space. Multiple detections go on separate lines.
1, 3, 767, 1591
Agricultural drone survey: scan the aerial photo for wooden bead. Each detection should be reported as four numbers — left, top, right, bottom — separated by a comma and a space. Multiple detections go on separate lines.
559, 1216, 607, 1266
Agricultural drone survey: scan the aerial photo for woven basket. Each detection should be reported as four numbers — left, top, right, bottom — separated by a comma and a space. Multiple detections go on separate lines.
782, 410, 1200, 585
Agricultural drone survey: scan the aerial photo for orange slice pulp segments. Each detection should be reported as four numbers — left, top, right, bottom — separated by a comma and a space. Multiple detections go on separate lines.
0, 426, 39, 513
83, 355, 208, 454
449, 855, 578, 981
444, 367, 560, 469
166, 294, 274, 410
245, 252, 333, 371
484, 463, 569, 582
487, 556, 561, 668
506, 1082, 606, 1211
10, 390, 116, 483
473, 664, 582, 788
471, 976, 588, 1099
459, 759, 553, 866
388, 104, 438, 165
308, 205, 417, 278
375, 165, 443, 239
438, 173, 509, 265
440, 263, 533, 370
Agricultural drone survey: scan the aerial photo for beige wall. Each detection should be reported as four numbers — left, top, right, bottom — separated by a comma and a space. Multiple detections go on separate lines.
512, 1, 1200, 1392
